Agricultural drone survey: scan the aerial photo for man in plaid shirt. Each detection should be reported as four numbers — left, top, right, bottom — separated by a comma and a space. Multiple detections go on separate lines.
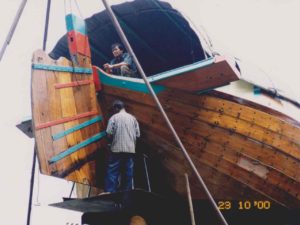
104, 100, 140, 193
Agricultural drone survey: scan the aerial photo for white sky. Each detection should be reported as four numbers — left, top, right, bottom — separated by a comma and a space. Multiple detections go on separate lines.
0, 0, 299, 224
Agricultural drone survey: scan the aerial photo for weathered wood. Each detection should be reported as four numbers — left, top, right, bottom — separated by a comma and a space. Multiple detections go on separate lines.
31, 50, 106, 187
32, 50, 57, 175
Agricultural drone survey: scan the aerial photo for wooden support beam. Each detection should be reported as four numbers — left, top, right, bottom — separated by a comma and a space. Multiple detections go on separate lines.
35, 111, 98, 130
54, 80, 93, 89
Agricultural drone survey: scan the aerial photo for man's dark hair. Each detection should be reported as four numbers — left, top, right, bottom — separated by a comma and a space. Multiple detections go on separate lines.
111, 43, 124, 51
113, 100, 125, 110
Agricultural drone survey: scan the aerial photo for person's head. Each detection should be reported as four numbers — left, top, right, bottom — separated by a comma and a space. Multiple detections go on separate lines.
111, 43, 124, 58
112, 100, 125, 113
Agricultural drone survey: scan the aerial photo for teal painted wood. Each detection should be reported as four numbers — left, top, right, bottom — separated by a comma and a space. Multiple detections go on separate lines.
49, 131, 106, 164
98, 70, 166, 94
147, 57, 215, 82
65, 14, 86, 35
52, 116, 103, 141
32, 63, 92, 74
96, 57, 215, 93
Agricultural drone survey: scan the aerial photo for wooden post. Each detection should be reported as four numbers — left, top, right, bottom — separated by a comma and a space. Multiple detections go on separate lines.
185, 173, 196, 225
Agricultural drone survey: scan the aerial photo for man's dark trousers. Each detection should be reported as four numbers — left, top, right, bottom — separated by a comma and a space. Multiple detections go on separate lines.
104, 152, 134, 192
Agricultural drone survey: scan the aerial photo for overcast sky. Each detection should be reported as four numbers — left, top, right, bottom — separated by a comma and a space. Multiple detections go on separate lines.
0, 0, 299, 224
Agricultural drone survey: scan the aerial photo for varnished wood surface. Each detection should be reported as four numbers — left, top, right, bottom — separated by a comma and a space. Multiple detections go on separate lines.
98, 83, 300, 209
156, 57, 240, 92
31, 50, 106, 186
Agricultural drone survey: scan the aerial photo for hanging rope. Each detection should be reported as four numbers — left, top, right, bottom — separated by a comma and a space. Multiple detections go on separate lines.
101, 1, 229, 225
74, 0, 84, 19
26, 147, 37, 225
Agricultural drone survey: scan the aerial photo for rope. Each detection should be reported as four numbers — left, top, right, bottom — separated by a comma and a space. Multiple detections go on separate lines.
101, 1, 229, 225
26, 147, 37, 225
74, 0, 84, 19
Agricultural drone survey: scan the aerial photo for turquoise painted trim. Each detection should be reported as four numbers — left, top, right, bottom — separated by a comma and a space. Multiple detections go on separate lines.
49, 131, 106, 164
65, 14, 86, 35
52, 116, 103, 141
99, 71, 166, 94
32, 64, 92, 74
147, 57, 215, 82
96, 58, 215, 93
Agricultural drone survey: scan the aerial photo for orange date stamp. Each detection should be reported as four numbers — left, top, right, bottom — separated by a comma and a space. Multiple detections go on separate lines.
217, 200, 271, 210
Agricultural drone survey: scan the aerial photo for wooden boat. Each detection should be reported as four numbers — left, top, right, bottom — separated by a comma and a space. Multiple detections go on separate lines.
31, 0, 300, 210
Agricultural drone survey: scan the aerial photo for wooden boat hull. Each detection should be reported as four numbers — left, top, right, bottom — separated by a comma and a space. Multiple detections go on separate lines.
31, 49, 300, 208
96, 68, 300, 209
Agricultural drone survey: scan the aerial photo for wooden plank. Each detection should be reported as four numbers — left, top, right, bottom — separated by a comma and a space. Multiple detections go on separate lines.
32, 50, 57, 174
32, 63, 92, 74
54, 80, 93, 89
163, 90, 300, 143
49, 132, 106, 164
35, 111, 98, 130
162, 98, 300, 160
154, 57, 240, 92
52, 116, 103, 140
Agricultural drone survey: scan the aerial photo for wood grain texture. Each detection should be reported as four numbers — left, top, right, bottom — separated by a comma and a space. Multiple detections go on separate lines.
31, 50, 106, 186
156, 57, 240, 92
98, 81, 300, 209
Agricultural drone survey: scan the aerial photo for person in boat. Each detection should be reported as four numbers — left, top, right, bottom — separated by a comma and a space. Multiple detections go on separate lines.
103, 43, 138, 77
104, 100, 140, 193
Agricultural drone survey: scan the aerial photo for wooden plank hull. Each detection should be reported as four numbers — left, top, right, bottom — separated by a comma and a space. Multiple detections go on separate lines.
96, 69, 300, 209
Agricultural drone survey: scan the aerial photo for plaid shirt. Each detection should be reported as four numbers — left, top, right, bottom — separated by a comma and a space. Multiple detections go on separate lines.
106, 109, 140, 153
